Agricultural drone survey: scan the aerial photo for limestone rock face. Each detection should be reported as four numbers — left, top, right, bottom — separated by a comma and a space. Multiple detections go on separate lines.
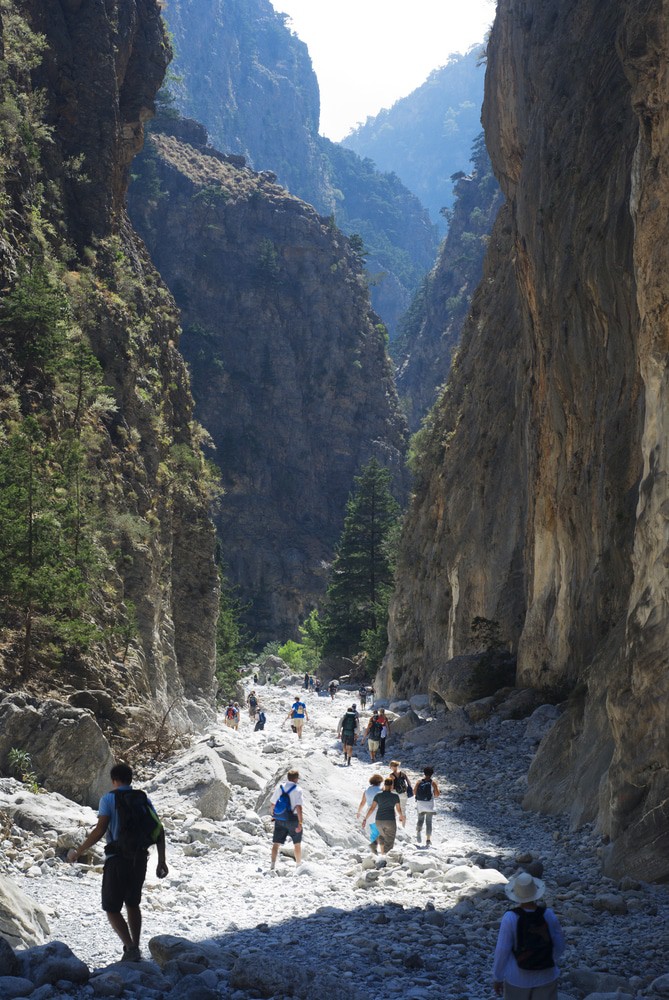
0, 694, 113, 807
386, 0, 669, 880
129, 123, 407, 641
0, 0, 218, 726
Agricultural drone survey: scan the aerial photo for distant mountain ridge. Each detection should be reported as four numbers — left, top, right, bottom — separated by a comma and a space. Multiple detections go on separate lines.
162, 0, 438, 336
343, 48, 486, 229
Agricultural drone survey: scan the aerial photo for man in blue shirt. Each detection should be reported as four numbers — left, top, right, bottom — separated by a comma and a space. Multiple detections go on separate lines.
285, 695, 309, 739
68, 763, 168, 962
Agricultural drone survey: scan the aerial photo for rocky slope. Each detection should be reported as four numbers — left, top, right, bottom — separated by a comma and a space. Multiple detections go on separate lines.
129, 117, 407, 644
0, 0, 218, 732
383, 0, 669, 881
161, 0, 439, 337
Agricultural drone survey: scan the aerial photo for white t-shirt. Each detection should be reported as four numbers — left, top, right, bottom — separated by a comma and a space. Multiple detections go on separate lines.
270, 782, 303, 811
364, 785, 383, 809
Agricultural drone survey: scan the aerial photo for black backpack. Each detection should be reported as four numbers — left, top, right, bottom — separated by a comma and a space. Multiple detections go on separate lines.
512, 906, 554, 970
393, 772, 408, 794
370, 720, 383, 739
342, 711, 357, 735
113, 789, 163, 859
415, 777, 433, 802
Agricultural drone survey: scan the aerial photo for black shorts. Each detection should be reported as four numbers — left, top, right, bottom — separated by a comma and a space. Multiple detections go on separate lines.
341, 732, 355, 747
101, 852, 148, 913
272, 818, 302, 845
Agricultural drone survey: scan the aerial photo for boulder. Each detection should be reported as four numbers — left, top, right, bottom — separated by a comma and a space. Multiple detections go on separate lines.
0, 693, 114, 807
0, 784, 96, 838
0, 936, 18, 976
389, 710, 423, 737
409, 694, 431, 714
401, 708, 475, 746
146, 746, 231, 820
429, 652, 515, 708
524, 704, 562, 742
389, 700, 411, 713
0, 875, 49, 948
16, 940, 89, 987
0, 976, 37, 999
496, 688, 546, 721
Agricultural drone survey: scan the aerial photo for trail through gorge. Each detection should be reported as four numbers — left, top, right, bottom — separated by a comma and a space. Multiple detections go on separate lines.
4, 678, 669, 1000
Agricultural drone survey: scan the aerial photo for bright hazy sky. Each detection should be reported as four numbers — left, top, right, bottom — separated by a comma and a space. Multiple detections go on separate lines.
270, 0, 497, 140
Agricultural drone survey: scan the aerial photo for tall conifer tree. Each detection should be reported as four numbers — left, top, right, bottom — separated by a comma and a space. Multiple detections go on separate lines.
320, 458, 400, 664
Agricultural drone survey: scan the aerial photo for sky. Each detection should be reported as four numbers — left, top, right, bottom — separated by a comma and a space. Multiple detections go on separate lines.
269, 0, 497, 140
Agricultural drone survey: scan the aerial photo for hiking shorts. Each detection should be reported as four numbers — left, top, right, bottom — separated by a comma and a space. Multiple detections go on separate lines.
272, 818, 302, 845
367, 739, 380, 752
101, 852, 148, 912
342, 732, 355, 747
375, 820, 397, 852
292, 718, 304, 733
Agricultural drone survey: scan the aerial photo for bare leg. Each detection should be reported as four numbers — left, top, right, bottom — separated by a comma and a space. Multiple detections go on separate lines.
294, 843, 302, 864
271, 843, 280, 868
126, 905, 142, 948
106, 911, 133, 950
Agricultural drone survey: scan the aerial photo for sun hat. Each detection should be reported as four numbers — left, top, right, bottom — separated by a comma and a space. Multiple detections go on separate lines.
505, 871, 546, 903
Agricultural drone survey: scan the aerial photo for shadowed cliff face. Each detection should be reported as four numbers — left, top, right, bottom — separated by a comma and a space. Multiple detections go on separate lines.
0, 1, 218, 727
129, 121, 407, 643
386, 0, 669, 879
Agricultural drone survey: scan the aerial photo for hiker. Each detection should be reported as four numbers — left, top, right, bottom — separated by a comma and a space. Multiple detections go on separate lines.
358, 685, 368, 709
338, 704, 360, 765
254, 709, 267, 731
328, 680, 338, 700
66, 762, 167, 962
492, 872, 565, 999
413, 766, 440, 847
356, 773, 383, 852
376, 708, 390, 758
388, 759, 413, 816
232, 702, 241, 730
303, 672, 310, 690
286, 695, 308, 738
270, 768, 303, 870
361, 776, 405, 854
360, 710, 383, 762
247, 690, 259, 720
224, 701, 238, 729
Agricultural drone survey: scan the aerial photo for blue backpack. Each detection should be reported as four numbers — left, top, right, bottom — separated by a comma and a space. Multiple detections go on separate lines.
273, 782, 296, 821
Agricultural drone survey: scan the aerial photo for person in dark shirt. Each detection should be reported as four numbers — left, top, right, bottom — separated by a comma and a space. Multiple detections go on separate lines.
361, 777, 405, 853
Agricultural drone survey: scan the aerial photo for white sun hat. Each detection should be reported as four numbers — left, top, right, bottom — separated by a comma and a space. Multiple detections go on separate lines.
505, 871, 546, 903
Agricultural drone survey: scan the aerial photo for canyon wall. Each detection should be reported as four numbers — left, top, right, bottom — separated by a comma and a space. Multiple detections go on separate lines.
385, 0, 669, 879
0, 0, 218, 730
129, 118, 407, 644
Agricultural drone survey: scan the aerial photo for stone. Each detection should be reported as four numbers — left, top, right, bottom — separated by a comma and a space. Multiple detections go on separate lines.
592, 893, 629, 915
146, 746, 231, 820
0, 935, 18, 976
16, 940, 89, 987
0, 976, 38, 999
0, 875, 50, 948
650, 974, 669, 997
0, 695, 114, 807
524, 704, 562, 742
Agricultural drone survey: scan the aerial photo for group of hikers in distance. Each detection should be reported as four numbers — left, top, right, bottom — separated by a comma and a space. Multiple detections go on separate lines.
65, 677, 567, 1000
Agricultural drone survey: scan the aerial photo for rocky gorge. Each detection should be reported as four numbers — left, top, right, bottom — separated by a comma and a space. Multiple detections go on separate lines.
0, 674, 668, 1000
382, 0, 669, 882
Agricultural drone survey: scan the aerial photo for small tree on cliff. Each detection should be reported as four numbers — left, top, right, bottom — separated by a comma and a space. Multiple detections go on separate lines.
320, 458, 400, 669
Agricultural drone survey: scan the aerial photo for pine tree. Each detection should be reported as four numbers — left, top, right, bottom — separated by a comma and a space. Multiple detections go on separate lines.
320, 458, 400, 665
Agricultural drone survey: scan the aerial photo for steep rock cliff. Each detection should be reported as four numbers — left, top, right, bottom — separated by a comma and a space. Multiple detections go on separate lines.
0, 0, 218, 729
161, 0, 439, 338
386, 0, 669, 879
129, 119, 407, 644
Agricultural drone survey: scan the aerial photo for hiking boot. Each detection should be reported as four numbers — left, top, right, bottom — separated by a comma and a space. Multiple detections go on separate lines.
122, 946, 141, 963
347, 757, 351, 766
425, 840, 432, 848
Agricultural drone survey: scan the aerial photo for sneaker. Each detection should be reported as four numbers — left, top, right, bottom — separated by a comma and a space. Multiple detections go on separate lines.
122, 946, 141, 963
369, 840, 378, 854
425, 840, 432, 848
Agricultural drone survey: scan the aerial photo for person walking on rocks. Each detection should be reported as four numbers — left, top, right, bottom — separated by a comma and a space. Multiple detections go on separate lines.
67, 762, 168, 962
388, 760, 412, 817
247, 690, 259, 720
358, 685, 368, 709
361, 777, 405, 854
286, 695, 309, 738
225, 701, 239, 729
492, 871, 565, 1000
270, 768, 304, 870
356, 773, 383, 852
376, 708, 390, 758
338, 704, 360, 765
328, 680, 338, 700
360, 710, 383, 762
414, 766, 440, 847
